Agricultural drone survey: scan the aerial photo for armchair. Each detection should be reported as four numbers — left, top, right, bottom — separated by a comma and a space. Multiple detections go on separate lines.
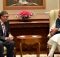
47, 9, 60, 57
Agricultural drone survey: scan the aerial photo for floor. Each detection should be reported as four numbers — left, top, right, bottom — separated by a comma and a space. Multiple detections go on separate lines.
5, 54, 60, 57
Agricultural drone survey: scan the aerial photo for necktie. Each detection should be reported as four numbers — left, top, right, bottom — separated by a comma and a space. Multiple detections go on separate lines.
2, 24, 6, 36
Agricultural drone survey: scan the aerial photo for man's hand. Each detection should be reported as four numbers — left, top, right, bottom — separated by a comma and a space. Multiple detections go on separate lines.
9, 33, 14, 40
5, 34, 14, 41
5, 37, 10, 40
50, 28, 58, 36
5, 37, 14, 41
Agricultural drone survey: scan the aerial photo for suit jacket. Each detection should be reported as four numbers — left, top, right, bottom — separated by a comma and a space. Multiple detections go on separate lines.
0, 21, 10, 42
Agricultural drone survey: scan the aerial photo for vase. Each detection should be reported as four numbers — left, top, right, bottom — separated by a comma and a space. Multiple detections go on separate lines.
21, 16, 29, 22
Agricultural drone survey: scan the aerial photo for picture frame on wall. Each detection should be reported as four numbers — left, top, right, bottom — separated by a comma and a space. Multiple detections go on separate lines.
3, 0, 46, 10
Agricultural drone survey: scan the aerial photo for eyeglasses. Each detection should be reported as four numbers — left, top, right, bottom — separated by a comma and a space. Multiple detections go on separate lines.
3, 16, 9, 18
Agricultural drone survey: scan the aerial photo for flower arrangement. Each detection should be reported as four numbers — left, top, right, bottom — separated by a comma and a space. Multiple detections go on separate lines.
18, 10, 33, 21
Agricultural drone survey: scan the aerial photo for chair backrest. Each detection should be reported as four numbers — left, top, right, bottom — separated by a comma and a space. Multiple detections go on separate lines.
49, 9, 59, 30
48, 9, 59, 37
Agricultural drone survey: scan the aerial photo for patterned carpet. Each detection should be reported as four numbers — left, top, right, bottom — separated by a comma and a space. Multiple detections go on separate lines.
5, 54, 60, 57
15, 54, 60, 57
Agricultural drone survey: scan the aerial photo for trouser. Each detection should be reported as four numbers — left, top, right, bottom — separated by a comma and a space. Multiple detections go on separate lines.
48, 42, 60, 57
48, 42, 57, 57
0, 40, 14, 57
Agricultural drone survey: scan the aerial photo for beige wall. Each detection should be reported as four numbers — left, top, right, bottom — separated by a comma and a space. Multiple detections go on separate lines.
59, 0, 60, 8
0, 0, 3, 11
0, 0, 59, 14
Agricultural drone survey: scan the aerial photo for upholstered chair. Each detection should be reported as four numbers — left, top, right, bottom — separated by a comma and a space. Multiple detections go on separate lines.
47, 9, 60, 57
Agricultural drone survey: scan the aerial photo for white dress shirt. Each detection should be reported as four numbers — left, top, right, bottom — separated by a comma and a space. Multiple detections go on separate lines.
0, 20, 6, 36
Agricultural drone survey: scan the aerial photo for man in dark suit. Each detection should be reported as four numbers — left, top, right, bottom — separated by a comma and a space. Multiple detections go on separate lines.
0, 11, 14, 57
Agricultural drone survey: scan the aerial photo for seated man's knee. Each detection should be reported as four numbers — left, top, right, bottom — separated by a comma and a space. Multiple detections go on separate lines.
8, 41, 15, 47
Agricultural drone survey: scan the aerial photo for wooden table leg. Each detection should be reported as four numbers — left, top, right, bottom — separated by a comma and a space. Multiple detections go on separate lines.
37, 43, 40, 57
20, 43, 23, 57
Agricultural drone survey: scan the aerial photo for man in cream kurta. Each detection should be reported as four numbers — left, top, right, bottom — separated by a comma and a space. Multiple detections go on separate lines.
48, 10, 60, 57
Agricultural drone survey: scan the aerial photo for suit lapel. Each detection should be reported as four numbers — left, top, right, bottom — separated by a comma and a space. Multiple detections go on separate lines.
0, 22, 3, 35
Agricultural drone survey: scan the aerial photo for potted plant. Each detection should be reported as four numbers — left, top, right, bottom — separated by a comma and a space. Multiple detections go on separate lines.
18, 10, 33, 22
